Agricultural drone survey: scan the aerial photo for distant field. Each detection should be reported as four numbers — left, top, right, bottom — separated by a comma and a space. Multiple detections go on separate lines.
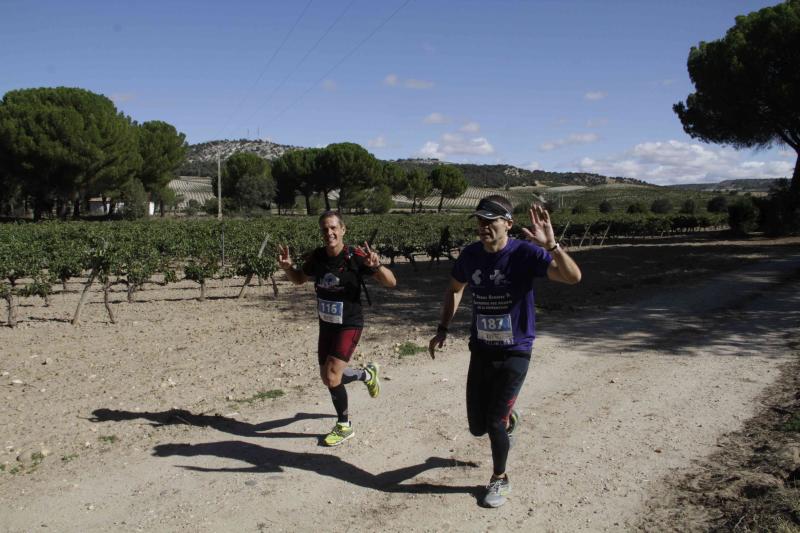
169, 176, 215, 208
169, 177, 736, 215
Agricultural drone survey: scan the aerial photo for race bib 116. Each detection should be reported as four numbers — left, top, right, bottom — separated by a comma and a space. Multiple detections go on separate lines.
318, 298, 344, 324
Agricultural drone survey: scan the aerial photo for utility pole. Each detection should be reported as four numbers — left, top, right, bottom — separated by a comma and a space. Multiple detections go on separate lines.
217, 149, 222, 220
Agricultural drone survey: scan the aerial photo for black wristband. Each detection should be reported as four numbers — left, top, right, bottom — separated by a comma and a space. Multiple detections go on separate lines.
547, 242, 560, 252
437, 324, 448, 334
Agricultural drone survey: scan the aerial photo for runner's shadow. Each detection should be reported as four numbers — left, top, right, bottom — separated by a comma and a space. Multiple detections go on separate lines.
89, 408, 333, 439
153, 440, 481, 495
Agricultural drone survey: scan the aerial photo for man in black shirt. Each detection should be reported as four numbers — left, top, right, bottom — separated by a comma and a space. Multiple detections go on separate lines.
278, 211, 396, 446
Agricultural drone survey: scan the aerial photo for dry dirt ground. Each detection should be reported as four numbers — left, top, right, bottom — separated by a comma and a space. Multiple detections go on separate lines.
1, 236, 799, 532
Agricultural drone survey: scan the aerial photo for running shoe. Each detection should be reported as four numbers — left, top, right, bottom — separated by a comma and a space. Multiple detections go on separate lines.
483, 475, 511, 508
364, 362, 380, 398
507, 409, 520, 448
323, 422, 354, 447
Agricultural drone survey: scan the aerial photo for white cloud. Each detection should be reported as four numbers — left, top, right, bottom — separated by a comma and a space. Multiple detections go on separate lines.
110, 92, 135, 103
523, 161, 541, 171
586, 118, 608, 128
584, 91, 607, 101
384, 73, 434, 89
404, 78, 435, 89
366, 135, 387, 148
576, 139, 794, 185
418, 133, 495, 159
322, 79, 337, 92
460, 121, 480, 133
539, 132, 599, 151
423, 112, 449, 124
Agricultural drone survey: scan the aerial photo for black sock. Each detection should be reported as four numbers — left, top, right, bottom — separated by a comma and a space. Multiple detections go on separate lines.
328, 383, 349, 423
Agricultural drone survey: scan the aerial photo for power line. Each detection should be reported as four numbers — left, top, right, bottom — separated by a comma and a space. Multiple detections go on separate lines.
239, 0, 357, 132
272, 0, 412, 121
219, 0, 314, 139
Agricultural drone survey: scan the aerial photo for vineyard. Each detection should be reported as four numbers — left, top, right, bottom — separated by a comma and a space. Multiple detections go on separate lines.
0, 211, 727, 326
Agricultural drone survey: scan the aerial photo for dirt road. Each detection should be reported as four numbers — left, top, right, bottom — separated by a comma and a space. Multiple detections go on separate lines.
2, 241, 798, 532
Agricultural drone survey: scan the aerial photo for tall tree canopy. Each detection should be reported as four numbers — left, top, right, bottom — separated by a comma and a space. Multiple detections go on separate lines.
0, 87, 141, 219
272, 148, 323, 213
318, 142, 380, 210
216, 152, 274, 211
673, 0, 800, 189
404, 168, 432, 213
382, 162, 408, 195
430, 164, 468, 212
137, 121, 187, 194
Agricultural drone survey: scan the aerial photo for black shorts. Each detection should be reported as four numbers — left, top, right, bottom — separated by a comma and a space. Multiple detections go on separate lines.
317, 325, 362, 365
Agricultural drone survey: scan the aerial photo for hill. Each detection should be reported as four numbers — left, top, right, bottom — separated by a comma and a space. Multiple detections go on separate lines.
667, 178, 779, 192
389, 158, 649, 188
178, 139, 299, 176
177, 139, 645, 189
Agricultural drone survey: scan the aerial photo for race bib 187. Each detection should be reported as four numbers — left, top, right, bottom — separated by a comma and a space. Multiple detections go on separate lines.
318, 298, 344, 324
476, 313, 513, 344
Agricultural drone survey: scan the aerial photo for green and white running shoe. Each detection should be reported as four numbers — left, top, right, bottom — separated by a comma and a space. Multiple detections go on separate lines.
364, 362, 380, 398
323, 422, 354, 447
483, 475, 511, 508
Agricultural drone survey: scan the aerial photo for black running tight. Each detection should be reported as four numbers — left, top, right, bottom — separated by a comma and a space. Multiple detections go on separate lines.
465, 351, 529, 476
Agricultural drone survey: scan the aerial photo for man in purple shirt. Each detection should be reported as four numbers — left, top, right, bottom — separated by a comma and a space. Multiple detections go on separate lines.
429, 194, 581, 508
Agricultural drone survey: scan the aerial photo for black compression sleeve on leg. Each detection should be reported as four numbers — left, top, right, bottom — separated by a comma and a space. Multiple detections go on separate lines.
328, 383, 349, 423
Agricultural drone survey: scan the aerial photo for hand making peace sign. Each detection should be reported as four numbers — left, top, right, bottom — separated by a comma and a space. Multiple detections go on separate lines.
277, 244, 293, 271
359, 241, 382, 269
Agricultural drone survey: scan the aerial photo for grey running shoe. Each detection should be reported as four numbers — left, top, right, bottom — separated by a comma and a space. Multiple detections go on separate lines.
507, 409, 520, 448
364, 362, 380, 398
483, 475, 511, 508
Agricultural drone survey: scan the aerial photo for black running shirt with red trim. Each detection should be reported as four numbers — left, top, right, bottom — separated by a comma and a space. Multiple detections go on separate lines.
302, 245, 374, 328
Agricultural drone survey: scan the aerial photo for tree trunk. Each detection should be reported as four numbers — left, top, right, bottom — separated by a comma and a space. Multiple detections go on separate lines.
4, 294, 17, 327
72, 198, 80, 219
270, 275, 278, 297
438, 193, 444, 213
304, 194, 312, 215
237, 274, 254, 299
103, 278, 116, 324
792, 151, 800, 193
199, 280, 206, 301
72, 270, 98, 325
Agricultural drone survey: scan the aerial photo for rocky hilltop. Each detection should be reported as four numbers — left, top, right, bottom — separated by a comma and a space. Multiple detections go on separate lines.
178, 139, 649, 188
180, 139, 298, 176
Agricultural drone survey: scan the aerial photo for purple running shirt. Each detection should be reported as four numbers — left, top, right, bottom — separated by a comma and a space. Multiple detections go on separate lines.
452, 238, 552, 353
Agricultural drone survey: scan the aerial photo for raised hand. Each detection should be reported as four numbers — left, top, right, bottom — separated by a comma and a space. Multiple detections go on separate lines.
277, 244, 293, 271
521, 204, 556, 248
361, 241, 381, 268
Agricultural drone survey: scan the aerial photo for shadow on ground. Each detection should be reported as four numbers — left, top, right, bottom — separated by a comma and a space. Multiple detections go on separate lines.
153, 440, 481, 495
89, 409, 334, 440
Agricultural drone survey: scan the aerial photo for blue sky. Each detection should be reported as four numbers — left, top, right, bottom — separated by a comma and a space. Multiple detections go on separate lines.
1, 0, 795, 185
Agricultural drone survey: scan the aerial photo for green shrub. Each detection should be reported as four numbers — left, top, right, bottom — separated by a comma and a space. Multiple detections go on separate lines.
728, 197, 759, 235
